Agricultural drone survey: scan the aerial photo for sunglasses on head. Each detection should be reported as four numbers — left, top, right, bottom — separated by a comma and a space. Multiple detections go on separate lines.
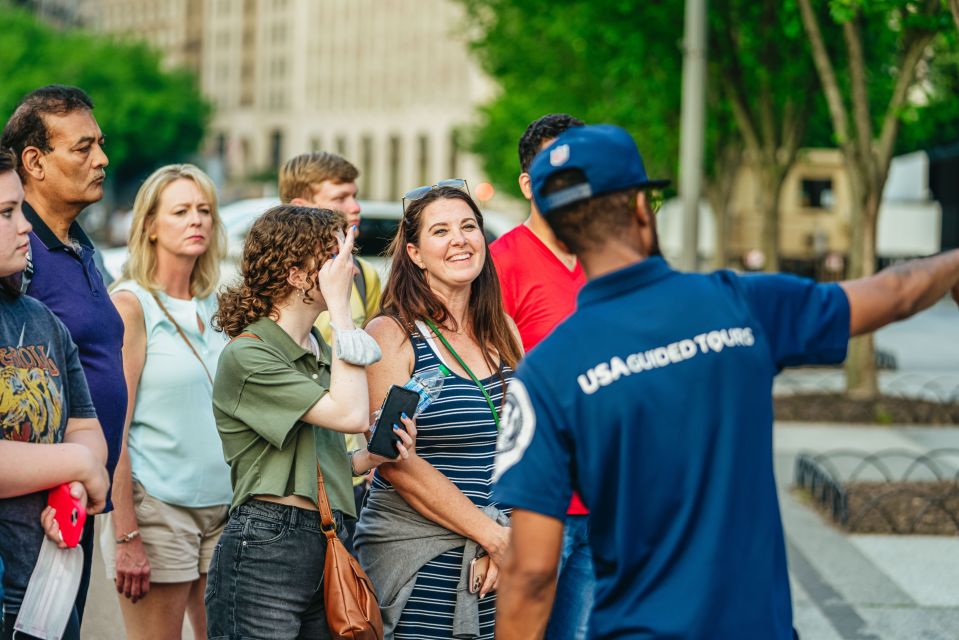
402, 178, 470, 213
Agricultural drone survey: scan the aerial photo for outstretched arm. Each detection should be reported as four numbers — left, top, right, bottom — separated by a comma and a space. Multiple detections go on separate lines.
495, 509, 563, 639
840, 249, 959, 337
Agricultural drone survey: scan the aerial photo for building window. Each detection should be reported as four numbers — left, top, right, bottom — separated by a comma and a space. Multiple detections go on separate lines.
336, 136, 347, 157
270, 129, 284, 170
216, 133, 227, 159
389, 135, 401, 200
417, 134, 430, 186
800, 178, 834, 210
311, 137, 322, 152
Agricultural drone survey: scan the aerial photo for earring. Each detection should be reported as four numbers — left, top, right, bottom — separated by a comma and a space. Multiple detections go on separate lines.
149, 234, 157, 242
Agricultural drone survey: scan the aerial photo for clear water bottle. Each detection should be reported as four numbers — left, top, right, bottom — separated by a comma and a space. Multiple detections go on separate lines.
403, 364, 451, 417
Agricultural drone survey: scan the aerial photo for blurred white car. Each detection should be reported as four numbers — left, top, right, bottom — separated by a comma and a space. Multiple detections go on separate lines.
101, 198, 518, 284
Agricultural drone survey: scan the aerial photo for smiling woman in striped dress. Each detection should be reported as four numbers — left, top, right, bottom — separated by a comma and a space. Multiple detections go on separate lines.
355, 183, 523, 639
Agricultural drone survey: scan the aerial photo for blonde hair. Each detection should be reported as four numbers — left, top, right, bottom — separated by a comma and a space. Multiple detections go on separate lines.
119, 164, 225, 298
279, 152, 359, 203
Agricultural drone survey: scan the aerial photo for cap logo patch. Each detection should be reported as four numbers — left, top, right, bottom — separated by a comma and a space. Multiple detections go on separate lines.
550, 144, 570, 167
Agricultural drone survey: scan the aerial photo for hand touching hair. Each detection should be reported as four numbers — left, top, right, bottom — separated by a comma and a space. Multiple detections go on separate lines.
214, 205, 346, 337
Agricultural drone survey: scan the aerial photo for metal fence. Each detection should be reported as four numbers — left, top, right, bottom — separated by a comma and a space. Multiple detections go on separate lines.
775, 370, 959, 404
794, 449, 959, 534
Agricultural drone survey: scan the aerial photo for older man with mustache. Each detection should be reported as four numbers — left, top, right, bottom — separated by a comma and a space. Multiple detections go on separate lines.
1, 85, 125, 635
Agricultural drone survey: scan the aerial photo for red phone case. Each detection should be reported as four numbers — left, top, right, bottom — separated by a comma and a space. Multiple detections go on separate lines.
47, 483, 86, 548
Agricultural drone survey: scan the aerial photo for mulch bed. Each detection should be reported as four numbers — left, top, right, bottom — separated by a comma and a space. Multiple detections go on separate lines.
830, 481, 959, 535
775, 393, 959, 425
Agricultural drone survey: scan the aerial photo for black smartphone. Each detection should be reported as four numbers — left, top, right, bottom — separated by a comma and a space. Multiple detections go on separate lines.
367, 385, 419, 459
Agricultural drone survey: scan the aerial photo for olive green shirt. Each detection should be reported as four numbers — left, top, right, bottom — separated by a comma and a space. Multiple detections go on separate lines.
212, 317, 355, 517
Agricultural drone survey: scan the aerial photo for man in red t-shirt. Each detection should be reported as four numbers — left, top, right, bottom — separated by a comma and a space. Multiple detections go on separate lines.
490, 113, 592, 640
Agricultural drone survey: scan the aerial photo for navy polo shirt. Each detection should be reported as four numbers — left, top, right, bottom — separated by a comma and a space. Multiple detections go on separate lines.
23, 201, 126, 510
493, 257, 849, 640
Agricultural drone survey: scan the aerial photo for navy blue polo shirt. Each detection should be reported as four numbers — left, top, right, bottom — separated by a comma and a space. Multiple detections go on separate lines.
493, 257, 849, 640
23, 201, 126, 509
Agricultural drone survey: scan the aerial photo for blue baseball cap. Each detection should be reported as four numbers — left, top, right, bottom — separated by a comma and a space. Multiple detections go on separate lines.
530, 124, 669, 215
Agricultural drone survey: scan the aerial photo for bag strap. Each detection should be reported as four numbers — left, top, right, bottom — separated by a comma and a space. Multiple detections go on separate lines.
423, 318, 500, 430
150, 291, 213, 386
315, 462, 339, 541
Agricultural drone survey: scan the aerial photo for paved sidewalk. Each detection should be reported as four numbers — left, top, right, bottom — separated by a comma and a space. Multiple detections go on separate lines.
777, 423, 959, 640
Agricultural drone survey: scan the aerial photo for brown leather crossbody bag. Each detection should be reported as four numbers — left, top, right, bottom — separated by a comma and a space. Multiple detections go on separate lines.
316, 461, 383, 640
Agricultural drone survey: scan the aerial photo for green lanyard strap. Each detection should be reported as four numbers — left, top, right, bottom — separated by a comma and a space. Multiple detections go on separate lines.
424, 318, 501, 430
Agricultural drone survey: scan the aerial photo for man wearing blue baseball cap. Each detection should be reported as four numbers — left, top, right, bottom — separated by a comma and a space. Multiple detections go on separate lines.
492, 124, 959, 639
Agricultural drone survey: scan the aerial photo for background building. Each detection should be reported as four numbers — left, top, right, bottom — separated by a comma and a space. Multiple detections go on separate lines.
37, 0, 497, 204
202, 0, 493, 201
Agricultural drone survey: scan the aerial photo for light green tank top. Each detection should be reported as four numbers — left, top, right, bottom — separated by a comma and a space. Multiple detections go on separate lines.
115, 281, 232, 507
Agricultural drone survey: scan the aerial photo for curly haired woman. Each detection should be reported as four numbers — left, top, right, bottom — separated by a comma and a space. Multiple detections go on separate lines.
204, 205, 414, 639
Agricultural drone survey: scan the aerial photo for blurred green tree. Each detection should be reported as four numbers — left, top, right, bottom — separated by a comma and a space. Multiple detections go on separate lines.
459, 0, 829, 272
797, 0, 954, 398
459, 0, 683, 200
710, 0, 829, 272
0, 5, 210, 186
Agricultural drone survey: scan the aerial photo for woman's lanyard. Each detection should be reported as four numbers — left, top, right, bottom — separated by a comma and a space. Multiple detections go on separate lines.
424, 318, 501, 430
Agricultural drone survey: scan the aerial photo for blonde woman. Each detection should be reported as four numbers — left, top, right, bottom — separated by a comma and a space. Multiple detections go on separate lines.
102, 164, 231, 640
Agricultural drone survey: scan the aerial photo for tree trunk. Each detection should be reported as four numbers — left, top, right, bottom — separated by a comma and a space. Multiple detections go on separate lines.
706, 144, 742, 270
706, 186, 730, 270
756, 162, 785, 272
844, 174, 880, 399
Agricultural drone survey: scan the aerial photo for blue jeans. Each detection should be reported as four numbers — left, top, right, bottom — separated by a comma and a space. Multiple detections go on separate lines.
545, 515, 594, 640
205, 500, 350, 640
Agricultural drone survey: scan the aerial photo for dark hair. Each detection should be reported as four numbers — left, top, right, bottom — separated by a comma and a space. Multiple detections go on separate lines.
0, 147, 23, 296
0, 147, 16, 174
542, 168, 642, 255
518, 113, 585, 173
380, 187, 522, 371
1, 85, 95, 179
214, 205, 346, 337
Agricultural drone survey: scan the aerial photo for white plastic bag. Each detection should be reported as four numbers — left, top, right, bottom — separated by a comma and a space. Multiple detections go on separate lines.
14, 537, 83, 640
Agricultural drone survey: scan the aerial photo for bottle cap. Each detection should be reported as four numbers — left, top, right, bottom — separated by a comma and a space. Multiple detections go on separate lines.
438, 364, 451, 376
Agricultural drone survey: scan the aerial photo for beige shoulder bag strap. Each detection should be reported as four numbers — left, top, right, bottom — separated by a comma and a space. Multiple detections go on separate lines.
149, 291, 213, 386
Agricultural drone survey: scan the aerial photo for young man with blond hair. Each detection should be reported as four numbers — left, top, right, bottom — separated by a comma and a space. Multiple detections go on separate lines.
279, 151, 382, 345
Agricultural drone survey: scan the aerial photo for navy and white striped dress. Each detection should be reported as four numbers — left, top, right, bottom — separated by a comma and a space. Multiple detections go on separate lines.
368, 327, 512, 640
